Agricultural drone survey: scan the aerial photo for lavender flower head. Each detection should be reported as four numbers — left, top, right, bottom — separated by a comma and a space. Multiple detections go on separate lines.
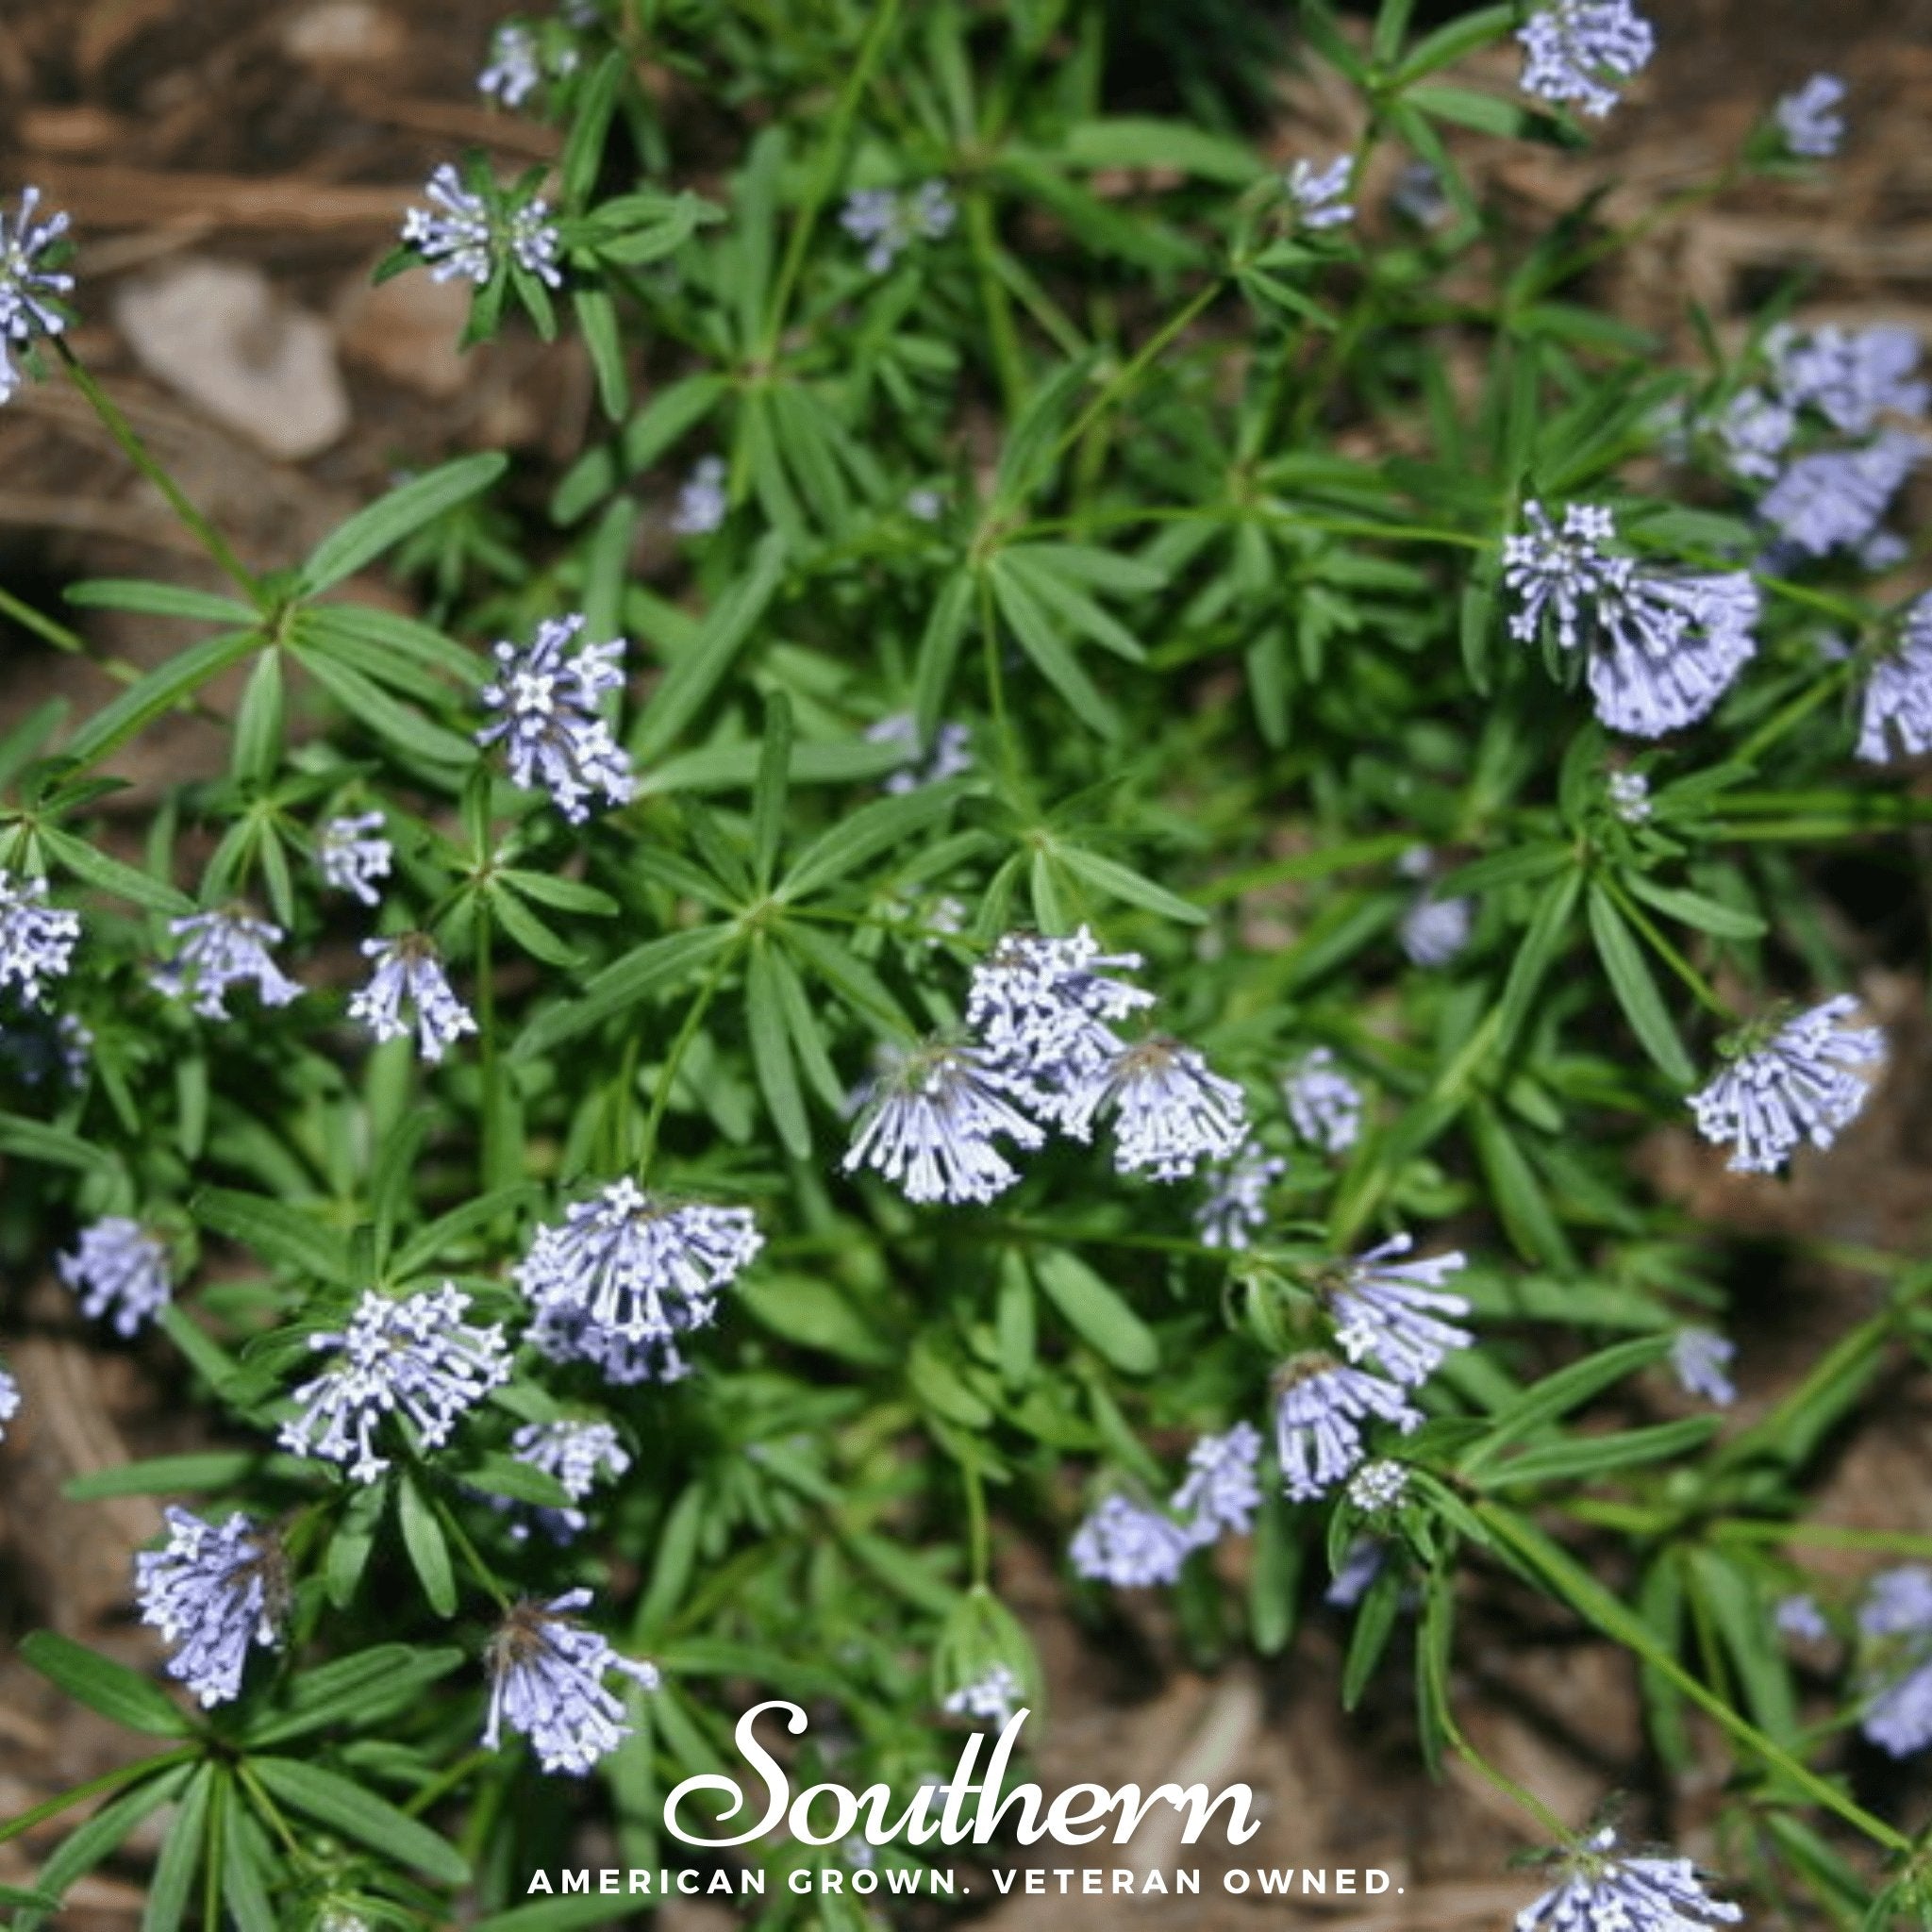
1171, 1423, 1264, 1541
0, 1008, 92, 1090
1346, 1457, 1410, 1512
1069, 1493, 1195, 1588
1689, 995, 1884, 1174
402, 163, 562, 289
1711, 388, 1795, 483
1775, 74, 1847, 159
514, 1179, 760, 1353
1758, 430, 1923, 558
0, 187, 74, 404
1775, 1592, 1828, 1642
1517, 1, 1655, 119
866, 713, 974, 794
316, 811, 393, 908
1772, 323, 1926, 436
1329, 1235, 1472, 1388
0, 1360, 19, 1439
477, 613, 635, 823
943, 1664, 1023, 1728
1282, 1047, 1363, 1154
478, 23, 552, 107
528, 1301, 693, 1387
1060, 1036, 1249, 1182
1284, 157, 1354, 231
670, 455, 728, 536
0, 871, 78, 1004
278, 1283, 510, 1483
1193, 1139, 1285, 1250
134, 1507, 285, 1707
1515, 1826, 1741, 1932
151, 908, 301, 1019
1671, 1327, 1737, 1407
1608, 770, 1653, 824
840, 181, 957, 274
1859, 1571, 1932, 1757
1390, 161, 1448, 227
1399, 891, 1472, 968
58, 1218, 172, 1336
1506, 502, 1759, 738
966, 925, 1155, 1113
347, 934, 477, 1063
844, 1038, 1045, 1206
506, 1419, 631, 1541
484, 1589, 658, 1775
1324, 1537, 1387, 1609
1857, 595, 1932, 764
1274, 1357, 1423, 1503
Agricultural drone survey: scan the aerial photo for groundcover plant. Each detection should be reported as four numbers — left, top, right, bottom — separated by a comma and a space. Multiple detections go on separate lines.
3, 0, 1932, 1925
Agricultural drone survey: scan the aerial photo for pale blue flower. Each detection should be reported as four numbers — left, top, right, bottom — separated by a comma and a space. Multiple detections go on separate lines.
1069, 1493, 1194, 1588
1858, 1568, 1932, 1756
1775, 74, 1846, 159
0, 187, 73, 404
0, 872, 77, 1006
1690, 995, 1883, 1174
348, 934, 476, 1062
1058, 1035, 1249, 1182
477, 613, 634, 823
1758, 430, 1923, 558
1400, 892, 1472, 967
1171, 1424, 1264, 1541
1284, 157, 1354, 231
1517, 1, 1655, 119
0, 1361, 19, 1440
484, 1589, 658, 1775
1858, 595, 1932, 763
316, 812, 392, 908
1775, 1592, 1828, 1642
152, 909, 301, 1019
1516, 1826, 1741, 1931
1671, 1327, 1736, 1407
1324, 1537, 1386, 1608
1771, 324, 1925, 435
58, 1218, 172, 1335
506, 1419, 630, 1541
1282, 1047, 1363, 1153
844, 1038, 1046, 1205
866, 713, 973, 794
943, 1664, 1022, 1727
279, 1283, 510, 1482
840, 181, 957, 273
1274, 1357, 1423, 1503
1193, 1139, 1284, 1250
402, 163, 562, 288
134, 1507, 284, 1707
670, 455, 727, 535
1346, 1458, 1410, 1512
1330, 1235, 1471, 1388
1608, 770, 1652, 823
1711, 388, 1794, 483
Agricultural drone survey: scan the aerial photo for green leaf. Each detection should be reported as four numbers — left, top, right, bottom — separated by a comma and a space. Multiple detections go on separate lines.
142, 1764, 211, 1932
1341, 1567, 1405, 1711
20, 1632, 193, 1738
1392, 2, 1514, 81
1053, 843, 1206, 925
12, 1767, 191, 1932
751, 691, 792, 889
630, 533, 787, 765
295, 645, 476, 767
250, 1757, 469, 1884
0, 1108, 118, 1174
1622, 873, 1768, 941
398, 1472, 458, 1616
40, 825, 192, 916
245, 1645, 464, 1745
1409, 83, 1560, 141
190, 1188, 352, 1285
1032, 1250, 1158, 1374
1459, 1334, 1674, 1477
65, 580, 257, 624
780, 781, 964, 899
574, 286, 629, 420
298, 453, 508, 593
1587, 884, 1696, 1085
64, 1452, 259, 1501
510, 924, 736, 1060
1481, 1416, 1720, 1488
913, 573, 975, 741
988, 558, 1120, 737
746, 935, 810, 1157
62, 631, 260, 769
1495, 867, 1581, 1053
1060, 116, 1260, 183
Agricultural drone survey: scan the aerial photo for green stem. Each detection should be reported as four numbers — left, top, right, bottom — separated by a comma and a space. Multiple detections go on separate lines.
758, 0, 904, 362
1598, 872, 1732, 1021
964, 1461, 991, 1587
636, 942, 738, 1175
1732, 658, 1857, 771
433, 1491, 512, 1613
1048, 279, 1222, 470
977, 573, 1020, 796
965, 191, 1027, 413
58, 344, 261, 603
1479, 1500, 1912, 1853
475, 902, 503, 1191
